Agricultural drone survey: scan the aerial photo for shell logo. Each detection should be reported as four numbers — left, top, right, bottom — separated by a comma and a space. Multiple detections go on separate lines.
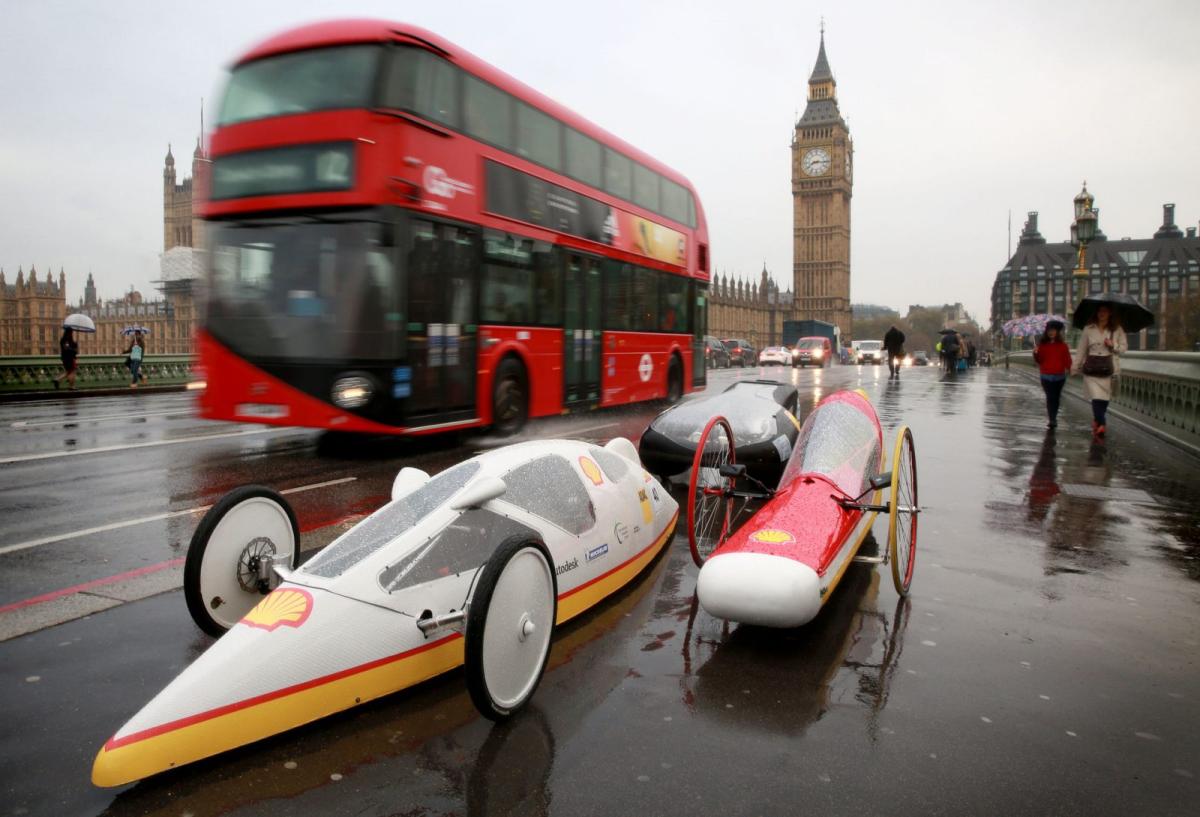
579, 456, 604, 486
750, 529, 795, 545
240, 588, 314, 632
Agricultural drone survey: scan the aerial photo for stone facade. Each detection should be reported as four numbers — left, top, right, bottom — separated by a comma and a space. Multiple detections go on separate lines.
163, 141, 209, 253
791, 30, 853, 340
0, 266, 68, 355
708, 266, 793, 349
992, 201, 1200, 351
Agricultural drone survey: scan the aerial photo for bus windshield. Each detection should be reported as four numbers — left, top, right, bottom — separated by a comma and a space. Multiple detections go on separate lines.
206, 214, 401, 361
218, 45, 382, 126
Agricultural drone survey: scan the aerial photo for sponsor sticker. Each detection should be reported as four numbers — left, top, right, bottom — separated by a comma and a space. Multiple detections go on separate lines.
241, 588, 313, 632
555, 558, 579, 576
586, 543, 609, 562
750, 529, 795, 545
637, 488, 653, 524
579, 456, 604, 486
613, 521, 630, 544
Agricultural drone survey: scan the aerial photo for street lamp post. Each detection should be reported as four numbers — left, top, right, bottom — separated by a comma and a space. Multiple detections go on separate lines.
1069, 183, 1097, 339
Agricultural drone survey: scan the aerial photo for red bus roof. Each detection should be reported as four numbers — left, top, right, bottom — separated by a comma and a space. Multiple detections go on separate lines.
232, 19, 703, 213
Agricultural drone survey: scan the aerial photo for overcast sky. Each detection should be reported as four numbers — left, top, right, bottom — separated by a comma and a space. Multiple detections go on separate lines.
2, 0, 1198, 325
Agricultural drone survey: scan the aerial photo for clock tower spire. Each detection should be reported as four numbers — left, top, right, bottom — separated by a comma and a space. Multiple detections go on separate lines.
792, 26, 853, 342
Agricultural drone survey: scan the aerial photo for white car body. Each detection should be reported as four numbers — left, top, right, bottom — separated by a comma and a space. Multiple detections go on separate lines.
94, 438, 678, 787
858, 341, 884, 364
758, 347, 791, 366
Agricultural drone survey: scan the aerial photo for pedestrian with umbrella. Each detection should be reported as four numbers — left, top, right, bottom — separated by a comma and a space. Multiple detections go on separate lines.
123, 327, 150, 388
54, 314, 95, 390
1032, 319, 1071, 428
1071, 294, 1151, 438
939, 329, 960, 372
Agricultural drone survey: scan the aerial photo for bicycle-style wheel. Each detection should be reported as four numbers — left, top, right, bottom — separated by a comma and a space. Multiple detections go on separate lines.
886, 426, 918, 595
465, 535, 557, 721
687, 416, 736, 567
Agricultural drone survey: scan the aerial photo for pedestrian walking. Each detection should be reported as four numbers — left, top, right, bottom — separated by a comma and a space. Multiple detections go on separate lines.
1032, 319, 1071, 428
940, 331, 960, 372
1072, 305, 1126, 438
125, 331, 147, 388
53, 328, 79, 390
883, 325, 906, 378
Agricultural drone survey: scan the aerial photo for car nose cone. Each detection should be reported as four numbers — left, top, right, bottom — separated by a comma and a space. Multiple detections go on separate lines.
697, 552, 821, 628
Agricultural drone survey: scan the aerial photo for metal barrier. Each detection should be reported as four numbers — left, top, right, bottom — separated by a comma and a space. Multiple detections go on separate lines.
1008, 350, 1200, 444
0, 355, 195, 393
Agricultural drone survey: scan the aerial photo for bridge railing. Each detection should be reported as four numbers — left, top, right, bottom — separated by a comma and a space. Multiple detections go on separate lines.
1008, 350, 1200, 443
0, 355, 196, 393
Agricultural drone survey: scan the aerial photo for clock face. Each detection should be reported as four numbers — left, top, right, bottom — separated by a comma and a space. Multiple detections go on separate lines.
802, 148, 831, 177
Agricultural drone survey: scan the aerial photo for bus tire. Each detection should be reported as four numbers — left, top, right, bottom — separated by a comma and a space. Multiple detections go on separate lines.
491, 357, 528, 436
666, 355, 683, 404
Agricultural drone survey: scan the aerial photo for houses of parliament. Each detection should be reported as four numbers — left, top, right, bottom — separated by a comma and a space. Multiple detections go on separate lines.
709, 29, 854, 348
0, 141, 205, 357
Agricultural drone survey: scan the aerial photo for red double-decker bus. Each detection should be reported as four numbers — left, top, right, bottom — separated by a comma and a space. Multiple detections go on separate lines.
197, 20, 710, 435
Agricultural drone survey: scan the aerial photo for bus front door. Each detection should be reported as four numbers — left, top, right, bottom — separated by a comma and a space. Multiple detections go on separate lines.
402, 220, 478, 424
563, 254, 602, 408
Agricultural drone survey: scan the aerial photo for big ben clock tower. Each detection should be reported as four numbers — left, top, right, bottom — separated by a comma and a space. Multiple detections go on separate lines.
792, 27, 852, 340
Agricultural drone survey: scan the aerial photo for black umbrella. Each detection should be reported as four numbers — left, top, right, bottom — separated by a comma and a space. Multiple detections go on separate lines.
1072, 293, 1155, 332
938, 328, 959, 335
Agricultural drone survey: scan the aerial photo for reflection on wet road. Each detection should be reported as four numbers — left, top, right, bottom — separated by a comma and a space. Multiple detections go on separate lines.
1, 364, 1198, 815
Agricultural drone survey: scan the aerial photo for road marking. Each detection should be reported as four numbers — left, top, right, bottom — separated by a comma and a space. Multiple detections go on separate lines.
10, 408, 191, 428
0, 426, 291, 465
0, 476, 357, 556
0, 558, 186, 615
563, 421, 623, 435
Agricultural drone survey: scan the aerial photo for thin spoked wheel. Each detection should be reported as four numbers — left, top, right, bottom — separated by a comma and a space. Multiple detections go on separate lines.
183, 486, 299, 637
687, 416, 736, 567
466, 535, 557, 721
886, 425, 918, 596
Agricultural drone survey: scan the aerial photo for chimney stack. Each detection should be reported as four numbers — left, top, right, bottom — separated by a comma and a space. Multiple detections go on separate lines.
1154, 203, 1183, 239
1187, 226, 1197, 238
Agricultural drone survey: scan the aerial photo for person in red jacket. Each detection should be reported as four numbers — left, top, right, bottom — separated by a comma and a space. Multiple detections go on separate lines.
1032, 319, 1072, 428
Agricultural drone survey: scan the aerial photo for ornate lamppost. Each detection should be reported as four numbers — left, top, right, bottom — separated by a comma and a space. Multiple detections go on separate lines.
1069, 183, 1097, 338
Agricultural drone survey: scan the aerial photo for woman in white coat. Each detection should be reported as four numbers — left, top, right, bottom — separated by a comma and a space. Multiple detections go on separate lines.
1072, 305, 1127, 438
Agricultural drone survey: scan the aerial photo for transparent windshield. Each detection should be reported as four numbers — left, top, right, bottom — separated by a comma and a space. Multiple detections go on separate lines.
218, 45, 382, 126
301, 461, 480, 579
798, 339, 824, 349
378, 509, 535, 594
205, 215, 402, 360
779, 400, 881, 497
651, 382, 794, 446
859, 342, 882, 351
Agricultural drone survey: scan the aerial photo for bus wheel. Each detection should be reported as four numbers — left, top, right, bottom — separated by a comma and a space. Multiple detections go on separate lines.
666, 355, 683, 404
492, 358, 528, 436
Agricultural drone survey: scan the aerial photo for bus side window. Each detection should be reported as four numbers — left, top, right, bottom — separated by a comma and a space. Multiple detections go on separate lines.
464, 75, 514, 150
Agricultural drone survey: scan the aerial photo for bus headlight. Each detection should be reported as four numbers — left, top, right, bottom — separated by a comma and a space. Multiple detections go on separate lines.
332, 375, 374, 409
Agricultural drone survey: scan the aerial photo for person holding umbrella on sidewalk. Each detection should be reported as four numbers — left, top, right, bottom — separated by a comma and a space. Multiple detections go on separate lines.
1032, 319, 1071, 428
1071, 294, 1151, 438
123, 327, 149, 388
54, 313, 95, 390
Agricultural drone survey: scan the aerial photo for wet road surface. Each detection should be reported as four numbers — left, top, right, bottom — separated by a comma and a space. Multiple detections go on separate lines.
2, 364, 1198, 815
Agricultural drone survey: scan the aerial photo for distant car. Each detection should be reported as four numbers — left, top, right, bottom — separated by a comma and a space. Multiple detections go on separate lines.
858, 340, 884, 365
792, 336, 832, 368
704, 336, 730, 369
722, 338, 756, 368
758, 346, 791, 366
912, 351, 929, 366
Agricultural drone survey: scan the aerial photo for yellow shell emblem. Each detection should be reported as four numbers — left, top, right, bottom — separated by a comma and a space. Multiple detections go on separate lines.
241, 588, 313, 632
579, 456, 604, 486
750, 528, 795, 545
